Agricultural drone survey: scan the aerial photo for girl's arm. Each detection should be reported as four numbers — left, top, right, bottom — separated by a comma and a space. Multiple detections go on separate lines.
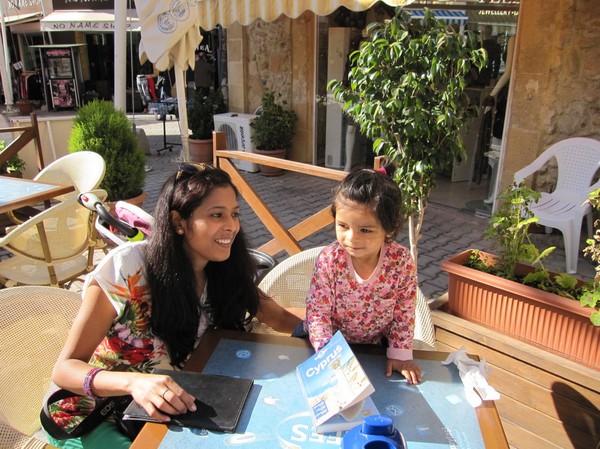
52, 280, 196, 421
305, 255, 336, 351
256, 290, 303, 334
383, 249, 420, 382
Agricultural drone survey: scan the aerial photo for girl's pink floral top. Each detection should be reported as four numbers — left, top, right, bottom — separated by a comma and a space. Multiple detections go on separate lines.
49, 242, 186, 433
306, 241, 417, 361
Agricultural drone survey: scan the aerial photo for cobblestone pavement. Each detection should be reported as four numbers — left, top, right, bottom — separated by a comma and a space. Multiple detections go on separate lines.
1, 110, 595, 300
133, 112, 595, 301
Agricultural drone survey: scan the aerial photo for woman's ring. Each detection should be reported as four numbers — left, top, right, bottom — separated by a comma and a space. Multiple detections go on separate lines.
161, 388, 169, 400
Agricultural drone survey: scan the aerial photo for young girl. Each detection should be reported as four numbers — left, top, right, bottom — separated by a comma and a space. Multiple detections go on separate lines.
305, 166, 422, 384
49, 164, 301, 448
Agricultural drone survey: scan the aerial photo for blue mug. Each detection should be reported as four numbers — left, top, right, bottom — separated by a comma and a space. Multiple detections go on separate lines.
342, 415, 407, 449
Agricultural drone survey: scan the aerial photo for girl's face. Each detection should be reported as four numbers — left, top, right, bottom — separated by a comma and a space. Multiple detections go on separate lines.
175, 186, 240, 270
335, 199, 389, 264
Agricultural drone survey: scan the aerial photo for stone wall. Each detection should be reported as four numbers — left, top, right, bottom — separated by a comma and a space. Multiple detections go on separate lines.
500, 0, 600, 192
227, 13, 315, 163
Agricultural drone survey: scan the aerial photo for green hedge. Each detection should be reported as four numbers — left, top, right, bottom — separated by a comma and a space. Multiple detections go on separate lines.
69, 100, 146, 200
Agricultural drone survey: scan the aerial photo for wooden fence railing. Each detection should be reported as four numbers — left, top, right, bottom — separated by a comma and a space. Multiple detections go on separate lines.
0, 113, 44, 171
213, 131, 383, 257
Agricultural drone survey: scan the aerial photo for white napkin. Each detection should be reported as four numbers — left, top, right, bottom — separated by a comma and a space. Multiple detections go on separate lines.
442, 346, 500, 407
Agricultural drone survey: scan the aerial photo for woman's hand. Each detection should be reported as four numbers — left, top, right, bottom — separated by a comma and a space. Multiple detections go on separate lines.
129, 373, 197, 422
386, 359, 422, 384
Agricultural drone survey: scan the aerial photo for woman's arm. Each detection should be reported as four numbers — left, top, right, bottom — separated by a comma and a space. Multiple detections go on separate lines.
256, 290, 303, 334
52, 280, 196, 421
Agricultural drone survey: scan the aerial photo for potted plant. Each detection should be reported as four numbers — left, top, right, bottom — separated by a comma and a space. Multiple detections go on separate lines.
328, 7, 485, 264
0, 140, 26, 178
250, 90, 298, 176
188, 89, 226, 164
68, 100, 146, 204
15, 98, 34, 115
580, 187, 600, 327
440, 182, 600, 369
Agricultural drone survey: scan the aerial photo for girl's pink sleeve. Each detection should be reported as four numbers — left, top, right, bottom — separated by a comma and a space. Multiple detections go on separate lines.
385, 250, 417, 361
306, 253, 335, 351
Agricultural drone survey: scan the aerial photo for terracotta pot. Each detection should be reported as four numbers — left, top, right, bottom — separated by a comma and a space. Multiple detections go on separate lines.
440, 249, 600, 369
107, 191, 148, 217
16, 100, 34, 115
2, 171, 23, 178
254, 148, 286, 176
189, 138, 213, 164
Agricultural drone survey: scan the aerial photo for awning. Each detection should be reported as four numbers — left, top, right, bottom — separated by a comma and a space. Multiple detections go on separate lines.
3, 12, 42, 25
468, 10, 518, 27
134, 0, 411, 163
40, 10, 140, 32
189, 0, 410, 30
407, 9, 468, 26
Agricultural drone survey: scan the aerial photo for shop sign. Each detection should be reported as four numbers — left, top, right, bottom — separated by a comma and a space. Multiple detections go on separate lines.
51, 0, 136, 10
44, 20, 139, 31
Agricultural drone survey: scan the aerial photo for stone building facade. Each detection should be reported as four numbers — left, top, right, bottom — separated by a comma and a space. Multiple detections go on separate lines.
225, 0, 599, 197
499, 0, 600, 192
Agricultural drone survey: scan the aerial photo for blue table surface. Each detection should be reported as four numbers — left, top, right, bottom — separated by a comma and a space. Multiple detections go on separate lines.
158, 338, 485, 449
0, 177, 65, 206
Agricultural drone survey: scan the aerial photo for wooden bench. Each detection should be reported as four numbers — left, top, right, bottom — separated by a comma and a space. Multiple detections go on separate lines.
432, 309, 600, 449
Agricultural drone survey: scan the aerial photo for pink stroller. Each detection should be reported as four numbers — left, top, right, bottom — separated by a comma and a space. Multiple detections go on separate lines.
78, 192, 277, 282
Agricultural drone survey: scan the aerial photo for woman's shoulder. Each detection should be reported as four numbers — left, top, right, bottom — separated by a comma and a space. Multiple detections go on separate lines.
93, 241, 147, 272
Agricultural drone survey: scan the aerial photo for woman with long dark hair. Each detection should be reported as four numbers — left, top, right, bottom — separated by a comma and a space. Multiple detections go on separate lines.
49, 164, 301, 448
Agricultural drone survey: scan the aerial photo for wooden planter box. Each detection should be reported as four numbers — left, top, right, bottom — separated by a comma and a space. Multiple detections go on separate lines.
440, 249, 600, 370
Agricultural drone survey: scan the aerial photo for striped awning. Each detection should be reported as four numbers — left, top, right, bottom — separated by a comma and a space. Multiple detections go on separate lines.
137, 0, 411, 72
407, 9, 468, 26
193, 0, 411, 30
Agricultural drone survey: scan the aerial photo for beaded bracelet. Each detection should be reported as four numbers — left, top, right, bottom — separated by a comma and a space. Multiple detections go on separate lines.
83, 367, 105, 399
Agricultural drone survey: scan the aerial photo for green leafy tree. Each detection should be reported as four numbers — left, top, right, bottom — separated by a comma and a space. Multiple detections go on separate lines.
69, 100, 146, 201
328, 7, 486, 264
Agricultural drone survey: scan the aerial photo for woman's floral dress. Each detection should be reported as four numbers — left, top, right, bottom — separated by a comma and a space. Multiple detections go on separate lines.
49, 242, 173, 433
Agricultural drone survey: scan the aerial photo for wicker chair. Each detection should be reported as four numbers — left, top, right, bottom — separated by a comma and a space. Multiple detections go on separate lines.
0, 286, 81, 449
0, 190, 107, 287
7, 151, 106, 224
257, 246, 436, 350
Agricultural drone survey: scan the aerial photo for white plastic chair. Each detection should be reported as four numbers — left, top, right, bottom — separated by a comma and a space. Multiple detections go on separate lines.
0, 190, 107, 287
514, 137, 600, 274
257, 246, 436, 350
34, 151, 106, 199
0, 286, 80, 449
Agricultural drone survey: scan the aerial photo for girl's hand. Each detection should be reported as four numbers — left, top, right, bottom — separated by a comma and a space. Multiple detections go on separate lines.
386, 359, 422, 384
129, 373, 197, 422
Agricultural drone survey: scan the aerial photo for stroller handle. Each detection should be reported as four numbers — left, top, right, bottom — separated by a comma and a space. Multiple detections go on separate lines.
78, 192, 144, 241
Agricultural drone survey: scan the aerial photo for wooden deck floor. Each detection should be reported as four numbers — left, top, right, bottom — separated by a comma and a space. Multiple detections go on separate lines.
431, 309, 600, 449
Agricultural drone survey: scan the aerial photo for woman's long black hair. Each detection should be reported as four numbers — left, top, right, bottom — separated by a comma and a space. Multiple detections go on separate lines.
145, 166, 259, 368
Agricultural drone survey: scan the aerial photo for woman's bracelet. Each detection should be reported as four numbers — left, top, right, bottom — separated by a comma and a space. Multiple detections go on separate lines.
83, 367, 106, 399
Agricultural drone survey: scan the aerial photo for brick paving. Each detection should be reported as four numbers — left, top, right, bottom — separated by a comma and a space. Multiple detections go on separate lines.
133, 112, 595, 301
1, 109, 595, 300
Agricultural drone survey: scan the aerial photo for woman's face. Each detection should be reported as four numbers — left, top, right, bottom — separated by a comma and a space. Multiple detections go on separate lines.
176, 186, 240, 270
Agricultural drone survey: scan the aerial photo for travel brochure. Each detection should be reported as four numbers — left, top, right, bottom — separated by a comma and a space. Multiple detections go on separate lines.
296, 331, 376, 433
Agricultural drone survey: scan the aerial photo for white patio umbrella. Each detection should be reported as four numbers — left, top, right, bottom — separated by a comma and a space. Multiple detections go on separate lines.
135, 0, 411, 162
136, 0, 202, 162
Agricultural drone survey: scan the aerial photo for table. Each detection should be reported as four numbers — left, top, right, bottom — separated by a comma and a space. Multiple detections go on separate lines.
0, 176, 75, 214
131, 330, 508, 449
